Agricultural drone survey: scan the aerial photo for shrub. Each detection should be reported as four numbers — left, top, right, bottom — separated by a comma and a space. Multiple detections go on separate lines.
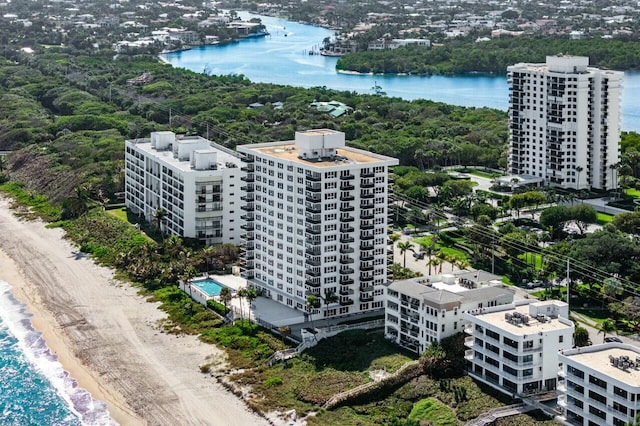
263, 376, 283, 387
207, 299, 230, 316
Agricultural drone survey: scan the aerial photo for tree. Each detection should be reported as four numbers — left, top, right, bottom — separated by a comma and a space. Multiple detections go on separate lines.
575, 165, 584, 192
573, 326, 590, 347
245, 286, 258, 318
570, 204, 597, 234
601, 277, 624, 308
236, 287, 248, 320
612, 211, 640, 235
397, 241, 414, 269
597, 319, 617, 343
540, 205, 570, 239
426, 257, 442, 276
153, 208, 167, 233
219, 286, 232, 309
306, 294, 320, 337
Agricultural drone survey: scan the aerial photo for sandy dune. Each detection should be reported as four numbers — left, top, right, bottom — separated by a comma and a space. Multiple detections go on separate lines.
0, 196, 269, 426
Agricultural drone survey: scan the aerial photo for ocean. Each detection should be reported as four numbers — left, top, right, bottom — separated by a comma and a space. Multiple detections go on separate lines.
0, 281, 114, 425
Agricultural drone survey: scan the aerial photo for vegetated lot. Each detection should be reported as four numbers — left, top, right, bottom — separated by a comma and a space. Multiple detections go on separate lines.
219, 329, 415, 415
307, 374, 511, 425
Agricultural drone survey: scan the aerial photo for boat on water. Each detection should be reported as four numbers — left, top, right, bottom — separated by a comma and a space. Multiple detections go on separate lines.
320, 50, 343, 57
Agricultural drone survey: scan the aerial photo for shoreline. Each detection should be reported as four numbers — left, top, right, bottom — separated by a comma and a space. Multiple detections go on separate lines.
0, 253, 140, 425
0, 197, 270, 426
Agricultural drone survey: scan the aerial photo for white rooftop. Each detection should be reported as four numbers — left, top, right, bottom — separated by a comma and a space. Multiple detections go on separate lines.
562, 344, 640, 388
468, 302, 573, 336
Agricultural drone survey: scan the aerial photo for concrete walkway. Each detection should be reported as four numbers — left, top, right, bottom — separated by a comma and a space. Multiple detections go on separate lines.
465, 403, 534, 426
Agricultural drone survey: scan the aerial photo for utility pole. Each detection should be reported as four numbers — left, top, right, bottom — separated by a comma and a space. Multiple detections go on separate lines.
169, 108, 172, 128
566, 258, 570, 309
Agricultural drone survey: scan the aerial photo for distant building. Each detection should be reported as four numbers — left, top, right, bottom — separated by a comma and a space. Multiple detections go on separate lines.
558, 343, 640, 426
508, 55, 623, 190
237, 129, 398, 319
464, 300, 574, 396
385, 270, 514, 354
125, 131, 243, 245
368, 38, 430, 51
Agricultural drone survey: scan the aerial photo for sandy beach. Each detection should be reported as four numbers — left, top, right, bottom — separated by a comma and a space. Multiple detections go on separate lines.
0, 196, 269, 426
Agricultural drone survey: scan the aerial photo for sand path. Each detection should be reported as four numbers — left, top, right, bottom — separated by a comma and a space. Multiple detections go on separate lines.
0, 197, 269, 426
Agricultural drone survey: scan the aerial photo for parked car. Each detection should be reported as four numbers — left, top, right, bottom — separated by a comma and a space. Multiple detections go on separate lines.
413, 251, 425, 260
604, 337, 623, 343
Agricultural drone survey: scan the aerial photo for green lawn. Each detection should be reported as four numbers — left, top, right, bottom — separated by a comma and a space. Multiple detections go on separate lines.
625, 188, 640, 198
572, 307, 610, 325
105, 206, 129, 222
596, 212, 614, 224
518, 252, 543, 270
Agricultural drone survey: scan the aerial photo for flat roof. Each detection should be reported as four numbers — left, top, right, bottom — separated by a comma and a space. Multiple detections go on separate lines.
388, 279, 513, 307
565, 346, 640, 387
241, 141, 397, 168
471, 304, 572, 335
127, 138, 242, 173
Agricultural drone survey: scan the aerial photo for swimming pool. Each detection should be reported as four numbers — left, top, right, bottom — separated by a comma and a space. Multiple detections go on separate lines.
190, 278, 230, 297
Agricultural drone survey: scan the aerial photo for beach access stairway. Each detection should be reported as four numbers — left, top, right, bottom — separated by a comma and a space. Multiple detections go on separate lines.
265, 318, 385, 367
465, 403, 533, 426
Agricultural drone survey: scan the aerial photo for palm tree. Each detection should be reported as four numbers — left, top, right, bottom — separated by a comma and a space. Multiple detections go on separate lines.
397, 241, 414, 269
575, 165, 583, 193
237, 287, 248, 320
597, 319, 617, 343
455, 258, 471, 271
153, 208, 167, 234
219, 286, 232, 309
306, 294, 320, 337
426, 257, 441, 276
245, 287, 258, 319
419, 238, 437, 275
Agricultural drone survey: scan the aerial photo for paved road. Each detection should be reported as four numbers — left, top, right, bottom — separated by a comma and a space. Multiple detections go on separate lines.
572, 311, 640, 347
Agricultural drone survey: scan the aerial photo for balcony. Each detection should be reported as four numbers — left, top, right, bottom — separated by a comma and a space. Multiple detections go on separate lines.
340, 267, 354, 275
361, 171, 375, 178
240, 194, 254, 202
240, 184, 254, 192
464, 325, 473, 334
306, 269, 321, 277
340, 278, 355, 285
340, 247, 355, 254
306, 182, 322, 192
360, 275, 374, 282
361, 223, 374, 230
360, 284, 374, 292
360, 234, 374, 241
241, 203, 254, 212
306, 214, 322, 224
240, 174, 254, 182
306, 279, 321, 288
306, 173, 321, 182
240, 223, 254, 231
243, 156, 254, 164
340, 174, 355, 180
305, 257, 321, 267
306, 226, 321, 235
361, 181, 374, 189
340, 287, 354, 295
465, 349, 474, 361
340, 257, 355, 264
306, 193, 322, 203
360, 211, 374, 220
340, 236, 355, 243
340, 216, 355, 223
360, 193, 374, 199
361, 255, 374, 262
306, 246, 321, 256
340, 298, 355, 306
340, 184, 355, 191
360, 202, 374, 210
340, 225, 354, 233
340, 205, 355, 212
464, 336, 474, 347
306, 204, 322, 214
360, 294, 374, 302
360, 243, 374, 251
340, 194, 355, 202
241, 213, 254, 222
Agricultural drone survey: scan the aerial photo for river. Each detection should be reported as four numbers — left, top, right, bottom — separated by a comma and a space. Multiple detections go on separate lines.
161, 12, 640, 131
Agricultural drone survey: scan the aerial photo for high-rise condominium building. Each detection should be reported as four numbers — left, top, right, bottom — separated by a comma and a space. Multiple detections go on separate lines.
508, 55, 622, 190
237, 129, 398, 319
125, 131, 243, 245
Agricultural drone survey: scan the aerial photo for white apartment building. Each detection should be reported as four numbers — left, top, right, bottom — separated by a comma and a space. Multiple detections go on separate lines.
385, 270, 514, 354
125, 131, 243, 245
508, 55, 623, 190
558, 343, 640, 426
464, 300, 574, 396
236, 129, 398, 318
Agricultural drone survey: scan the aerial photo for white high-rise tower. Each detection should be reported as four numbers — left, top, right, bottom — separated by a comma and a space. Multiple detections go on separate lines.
508, 55, 622, 190
237, 129, 398, 319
